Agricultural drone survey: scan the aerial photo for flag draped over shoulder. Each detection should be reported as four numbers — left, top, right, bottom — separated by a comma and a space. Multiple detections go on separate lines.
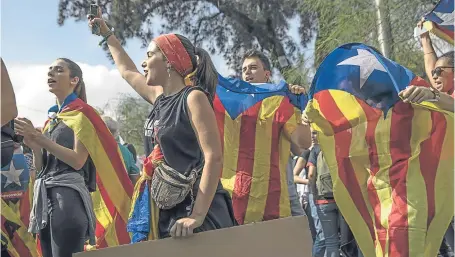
305, 43, 454, 257
423, 0, 454, 44
214, 75, 307, 225
127, 146, 162, 243
43, 98, 134, 249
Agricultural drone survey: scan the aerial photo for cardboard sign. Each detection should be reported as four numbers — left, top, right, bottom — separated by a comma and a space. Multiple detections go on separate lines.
75, 216, 312, 257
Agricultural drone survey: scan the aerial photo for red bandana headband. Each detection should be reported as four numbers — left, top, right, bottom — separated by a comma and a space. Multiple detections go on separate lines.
152, 34, 194, 77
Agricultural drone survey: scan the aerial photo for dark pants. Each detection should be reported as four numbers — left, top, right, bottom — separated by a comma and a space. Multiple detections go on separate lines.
439, 219, 454, 257
1, 248, 11, 257
39, 187, 88, 257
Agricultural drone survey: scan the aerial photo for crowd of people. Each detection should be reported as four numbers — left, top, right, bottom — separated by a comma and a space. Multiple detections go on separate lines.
0, 6, 454, 257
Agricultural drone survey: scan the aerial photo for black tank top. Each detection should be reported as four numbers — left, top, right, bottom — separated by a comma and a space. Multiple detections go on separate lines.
145, 86, 209, 175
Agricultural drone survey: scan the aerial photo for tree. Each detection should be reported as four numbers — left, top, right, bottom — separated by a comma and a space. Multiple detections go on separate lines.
99, 94, 151, 156
303, 0, 437, 76
57, 0, 317, 74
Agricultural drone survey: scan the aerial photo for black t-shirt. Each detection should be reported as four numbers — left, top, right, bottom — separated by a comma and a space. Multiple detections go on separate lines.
307, 144, 320, 197
144, 105, 155, 157
307, 145, 320, 167
39, 122, 96, 191
144, 86, 207, 175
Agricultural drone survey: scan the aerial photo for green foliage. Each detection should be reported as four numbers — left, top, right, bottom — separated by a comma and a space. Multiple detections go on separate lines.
303, 0, 435, 75
109, 94, 151, 156
57, 0, 317, 72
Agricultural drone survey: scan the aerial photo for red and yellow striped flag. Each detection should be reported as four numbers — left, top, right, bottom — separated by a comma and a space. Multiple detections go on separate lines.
307, 91, 453, 257
306, 43, 454, 257
1, 175, 39, 257
213, 93, 300, 225
43, 98, 134, 248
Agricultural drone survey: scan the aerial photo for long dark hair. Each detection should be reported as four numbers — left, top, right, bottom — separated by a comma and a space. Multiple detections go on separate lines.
58, 58, 87, 103
175, 34, 218, 99
439, 51, 454, 67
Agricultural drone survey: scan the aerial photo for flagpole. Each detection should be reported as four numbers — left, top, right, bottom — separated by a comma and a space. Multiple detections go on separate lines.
374, 0, 393, 58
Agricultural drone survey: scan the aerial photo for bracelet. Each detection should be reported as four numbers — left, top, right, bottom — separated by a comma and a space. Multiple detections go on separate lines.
99, 30, 114, 46
424, 51, 435, 55
426, 87, 441, 102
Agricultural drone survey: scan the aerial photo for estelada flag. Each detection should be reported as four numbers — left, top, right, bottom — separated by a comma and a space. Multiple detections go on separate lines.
214, 75, 307, 225
43, 98, 134, 248
423, 0, 454, 44
306, 43, 454, 257
1, 174, 39, 257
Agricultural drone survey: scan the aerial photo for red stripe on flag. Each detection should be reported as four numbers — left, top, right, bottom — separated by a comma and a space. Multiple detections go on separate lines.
213, 95, 225, 178
37, 236, 42, 256
97, 238, 108, 249
1, 215, 32, 257
19, 188, 31, 228
96, 174, 130, 244
387, 102, 412, 257
357, 99, 387, 252
63, 100, 133, 197
114, 214, 130, 245
96, 174, 116, 216
263, 99, 295, 221
315, 91, 376, 240
419, 111, 446, 227
94, 219, 108, 249
435, 24, 455, 40
95, 219, 106, 242
232, 101, 262, 225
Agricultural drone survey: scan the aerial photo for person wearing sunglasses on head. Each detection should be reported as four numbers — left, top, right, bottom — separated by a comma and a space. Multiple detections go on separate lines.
398, 19, 454, 112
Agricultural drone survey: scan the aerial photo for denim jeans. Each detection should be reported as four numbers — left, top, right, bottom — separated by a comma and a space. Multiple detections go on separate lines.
304, 201, 317, 242
309, 193, 326, 257
317, 202, 340, 257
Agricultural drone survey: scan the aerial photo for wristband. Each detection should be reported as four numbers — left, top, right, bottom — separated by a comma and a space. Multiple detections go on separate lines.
426, 87, 440, 102
99, 30, 114, 46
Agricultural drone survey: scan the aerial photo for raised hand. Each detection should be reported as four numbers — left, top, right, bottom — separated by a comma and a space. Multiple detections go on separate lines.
87, 7, 110, 36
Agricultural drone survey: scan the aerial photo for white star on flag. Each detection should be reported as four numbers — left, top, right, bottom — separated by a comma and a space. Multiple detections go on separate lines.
337, 49, 386, 89
2, 161, 24, 188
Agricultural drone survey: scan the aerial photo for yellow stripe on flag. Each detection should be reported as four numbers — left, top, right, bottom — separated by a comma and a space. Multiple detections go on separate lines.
406, 106, 431, 257
1, 231, 20, 257
90, 190, 119, 247
425, 109, 454, 257
278, 110, 295, 218
220, 112, 242, 196
1, 201, 38, 257
423, 21, 454, 45
373, 110, 393, 257
244, 96, 278, 223
59, 110, 131, 222
307, 98, 377, 255
330, 91, 380, 252
277, 132, 291, 218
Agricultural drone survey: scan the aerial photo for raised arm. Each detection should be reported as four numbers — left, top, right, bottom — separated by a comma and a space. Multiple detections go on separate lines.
1, 58, 18, 126
418, 20, 438, 87
89, 10, 162, 104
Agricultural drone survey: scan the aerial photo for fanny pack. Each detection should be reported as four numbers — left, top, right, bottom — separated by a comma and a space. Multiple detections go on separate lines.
150, 162, 202, 210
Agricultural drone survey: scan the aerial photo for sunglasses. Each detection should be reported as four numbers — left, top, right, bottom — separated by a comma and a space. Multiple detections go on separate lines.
431, 66, 454, 77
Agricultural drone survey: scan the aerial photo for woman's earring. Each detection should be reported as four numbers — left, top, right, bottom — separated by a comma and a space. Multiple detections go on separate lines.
167, 65, 171, 78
